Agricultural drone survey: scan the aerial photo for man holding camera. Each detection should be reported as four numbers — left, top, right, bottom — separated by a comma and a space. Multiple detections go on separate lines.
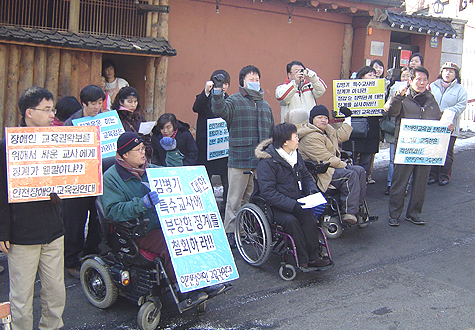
211, 65, 274, 247
276, 60, 327, 124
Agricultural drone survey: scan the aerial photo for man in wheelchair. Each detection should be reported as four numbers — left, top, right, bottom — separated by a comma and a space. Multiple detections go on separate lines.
101, 132, 225, 307
297, 105, 367, 225
255, 123, 330, 270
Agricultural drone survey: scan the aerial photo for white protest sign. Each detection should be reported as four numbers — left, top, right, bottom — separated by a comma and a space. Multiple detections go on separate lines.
146, 166, 238, 293
333, 78, 386, 117
394, 118, 451, 165
207, 118, 229, 161
72, 110, 125, 158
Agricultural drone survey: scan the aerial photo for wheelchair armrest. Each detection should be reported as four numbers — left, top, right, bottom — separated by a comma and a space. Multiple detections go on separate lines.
113, 219, 149, 238
304, 160, 331, 174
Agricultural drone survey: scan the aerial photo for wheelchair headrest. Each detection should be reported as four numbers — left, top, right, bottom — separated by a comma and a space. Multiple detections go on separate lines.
102, 157, 116, 173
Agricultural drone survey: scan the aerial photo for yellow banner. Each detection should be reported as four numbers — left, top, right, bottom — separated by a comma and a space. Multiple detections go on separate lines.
333, 78, 385, 117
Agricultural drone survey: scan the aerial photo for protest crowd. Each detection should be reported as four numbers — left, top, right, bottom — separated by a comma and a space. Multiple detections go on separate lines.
0, 56, 467, 329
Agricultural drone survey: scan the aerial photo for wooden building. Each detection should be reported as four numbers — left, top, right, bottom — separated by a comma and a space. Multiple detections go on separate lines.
0, 0, 175, 137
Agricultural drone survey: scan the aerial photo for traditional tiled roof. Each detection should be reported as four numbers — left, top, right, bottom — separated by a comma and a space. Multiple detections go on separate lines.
0, 25, 177, 56
386, 11, 456, 38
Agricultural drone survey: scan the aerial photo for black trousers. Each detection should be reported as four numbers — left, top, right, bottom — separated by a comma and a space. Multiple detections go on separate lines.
271, 207, 320, 265
63, 197, 102, 269
430, 135, 456, 182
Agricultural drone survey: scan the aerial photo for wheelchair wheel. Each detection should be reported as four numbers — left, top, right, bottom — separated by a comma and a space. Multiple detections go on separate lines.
279, 264, 297, 281
322, 217, 342, 239
235, 203, 272, 267
137, 301, 161, 330
80, 258, 118, 309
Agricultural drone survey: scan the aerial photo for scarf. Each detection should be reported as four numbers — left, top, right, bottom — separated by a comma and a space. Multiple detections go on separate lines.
240, 87, 264, 101
409, 88, 428, 107
276, 147, 298, 168
115, 154, 148, 179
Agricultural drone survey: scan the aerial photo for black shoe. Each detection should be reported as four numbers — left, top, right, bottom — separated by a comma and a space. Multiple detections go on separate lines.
439, 180, 449, 186
388, 218, 399, 226
308, 258, 331, 268
428, 178, 437, 185
384, 186, 390, 195
226, 233, 236, 249
405, 217, 425, 225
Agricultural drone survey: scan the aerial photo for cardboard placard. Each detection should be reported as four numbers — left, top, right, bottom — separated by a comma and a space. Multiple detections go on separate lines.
147, 166, 238, 293
5, 126, 102, 203
207, 118, 229, 161
72, 110, 125, 159
394, 118, 451, 165
333, 78, 386, 117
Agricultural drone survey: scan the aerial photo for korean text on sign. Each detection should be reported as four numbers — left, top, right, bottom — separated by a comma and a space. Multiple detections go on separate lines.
72, 110, 125, 159
146, 166, 239, 293
5, 126, 102, 203
333, 79, 386, 117
394, 118, 451, 165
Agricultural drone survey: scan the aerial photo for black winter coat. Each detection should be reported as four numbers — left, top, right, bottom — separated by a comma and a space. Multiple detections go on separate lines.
0, 139, 64, 245
151, 121, 198, 167
192, 90, 228, 176
255, 139, 317, 213
342, 116, 380, 154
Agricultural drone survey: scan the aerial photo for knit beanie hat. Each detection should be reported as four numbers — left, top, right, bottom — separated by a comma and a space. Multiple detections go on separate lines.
116, 132, 143, 156
309, 105, 329, 123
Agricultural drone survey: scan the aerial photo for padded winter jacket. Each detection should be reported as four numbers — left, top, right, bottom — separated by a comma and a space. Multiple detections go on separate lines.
255, 139, 317, 213
429, 79, 467, 137
101, 162, 161, 233
297, 122, 352, 192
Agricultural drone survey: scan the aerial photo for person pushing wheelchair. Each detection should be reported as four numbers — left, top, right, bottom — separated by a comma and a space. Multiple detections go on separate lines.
255, 123, 330, 270
297, 105, 367, 225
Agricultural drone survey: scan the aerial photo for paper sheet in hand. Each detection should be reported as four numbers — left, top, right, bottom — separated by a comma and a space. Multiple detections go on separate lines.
297, 192, 327, 209
139, 121, 155, 135
440, 110, 455, 124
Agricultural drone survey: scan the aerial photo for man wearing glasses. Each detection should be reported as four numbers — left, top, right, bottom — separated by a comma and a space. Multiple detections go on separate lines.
0, 86, 66, 329
62, 84, 105, 278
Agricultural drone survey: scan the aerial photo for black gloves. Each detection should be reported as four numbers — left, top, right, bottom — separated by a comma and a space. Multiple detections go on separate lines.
212, 74, 225, 89
340, 106, 352, 118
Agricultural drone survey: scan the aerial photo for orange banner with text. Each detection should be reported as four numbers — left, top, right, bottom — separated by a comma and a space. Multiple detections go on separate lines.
5, 126, 102, 203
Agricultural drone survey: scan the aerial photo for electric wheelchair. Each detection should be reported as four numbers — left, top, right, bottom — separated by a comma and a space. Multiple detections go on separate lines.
304, 158, 378, 239
234, 170, 333, 281
79, 158, 230, 330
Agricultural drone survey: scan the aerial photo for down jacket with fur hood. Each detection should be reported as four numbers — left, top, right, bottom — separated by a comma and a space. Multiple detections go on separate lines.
255, 138, 317, 213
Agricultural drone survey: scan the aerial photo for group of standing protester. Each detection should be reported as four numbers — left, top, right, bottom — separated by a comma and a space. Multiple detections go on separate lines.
0, 53, 467, 329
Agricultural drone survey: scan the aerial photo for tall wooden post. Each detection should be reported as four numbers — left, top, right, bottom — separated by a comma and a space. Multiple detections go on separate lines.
154, 0, 169, 120
144, 57, 156, 121
34, 47, 47, 87
45, 48, 61, 103
69, 0, 80, 33
340, 24, 354, 79
0, 44, 8, 134
5, 45, 20, 128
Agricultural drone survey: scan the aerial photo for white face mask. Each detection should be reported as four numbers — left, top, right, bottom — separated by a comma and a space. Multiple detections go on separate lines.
246, 81, 260, 91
